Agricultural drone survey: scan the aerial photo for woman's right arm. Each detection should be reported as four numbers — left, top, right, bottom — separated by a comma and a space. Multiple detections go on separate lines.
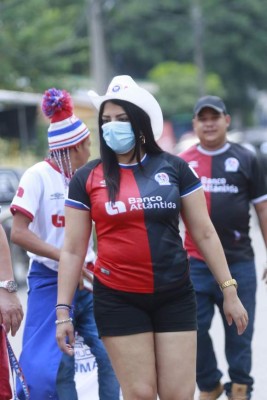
56, 206, 92, 354
181, 188, 248, 335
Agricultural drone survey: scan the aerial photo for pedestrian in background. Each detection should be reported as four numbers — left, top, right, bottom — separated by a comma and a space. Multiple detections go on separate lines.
10, 88, 119, 400
179, 95, 267, 400
0, 222, 24, 399
56, 76, 248, 400
0, 222, 23, 335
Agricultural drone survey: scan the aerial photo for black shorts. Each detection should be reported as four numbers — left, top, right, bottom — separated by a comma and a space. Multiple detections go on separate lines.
93, 277, 197, 337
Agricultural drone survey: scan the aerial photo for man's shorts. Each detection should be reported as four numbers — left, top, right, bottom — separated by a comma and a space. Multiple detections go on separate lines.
93, 277, 197, 337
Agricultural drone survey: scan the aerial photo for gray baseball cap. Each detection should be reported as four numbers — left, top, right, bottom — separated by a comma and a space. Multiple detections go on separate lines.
194, 95, 227, 115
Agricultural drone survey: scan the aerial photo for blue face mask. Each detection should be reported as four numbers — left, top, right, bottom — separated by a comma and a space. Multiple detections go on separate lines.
102, 121, 136, 154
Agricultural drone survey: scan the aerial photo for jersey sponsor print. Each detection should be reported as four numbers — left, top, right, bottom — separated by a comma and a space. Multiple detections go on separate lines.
179, 142, 267, 263
66, 153, 202, 293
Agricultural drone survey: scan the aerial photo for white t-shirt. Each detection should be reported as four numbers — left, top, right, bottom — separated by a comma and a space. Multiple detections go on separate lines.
11, 160, 95, 271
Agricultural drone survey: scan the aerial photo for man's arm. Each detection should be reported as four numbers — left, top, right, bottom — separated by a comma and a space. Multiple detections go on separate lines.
11, 211, 92, 291
0, 224, 24, 336
11, 212, 60, 261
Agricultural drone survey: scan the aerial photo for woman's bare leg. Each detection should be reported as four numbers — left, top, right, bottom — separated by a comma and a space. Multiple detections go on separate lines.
103, 332, 157, 400
155, 331, 197, 400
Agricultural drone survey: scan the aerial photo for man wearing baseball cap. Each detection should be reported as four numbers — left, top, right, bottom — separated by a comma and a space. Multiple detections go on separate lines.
179, 95, 267, 399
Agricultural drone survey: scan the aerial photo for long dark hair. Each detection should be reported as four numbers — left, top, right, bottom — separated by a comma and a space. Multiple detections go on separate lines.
98, 99, 163, 203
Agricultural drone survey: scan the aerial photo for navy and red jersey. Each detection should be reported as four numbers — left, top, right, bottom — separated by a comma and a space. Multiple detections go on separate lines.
180, 142, 267, 264
66, 152, 201, 293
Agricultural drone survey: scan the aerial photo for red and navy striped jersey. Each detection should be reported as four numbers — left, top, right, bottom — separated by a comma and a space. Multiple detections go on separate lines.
66, 152, 201, 293
180, 142, 267, 264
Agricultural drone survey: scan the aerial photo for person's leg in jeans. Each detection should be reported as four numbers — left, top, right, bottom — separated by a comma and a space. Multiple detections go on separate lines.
74, 289, 120, 400
56, 353, 78, 400
217, 260, 256, 399
190, 257, 223, 391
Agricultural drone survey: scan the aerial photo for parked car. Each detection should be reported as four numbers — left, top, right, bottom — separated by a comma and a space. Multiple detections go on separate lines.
0, 167, 28, 287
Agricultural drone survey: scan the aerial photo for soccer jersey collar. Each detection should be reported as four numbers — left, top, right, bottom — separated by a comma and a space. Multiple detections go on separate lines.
45, 158, 71, 178
118, 153, 148, 169
197, 142, 231, 156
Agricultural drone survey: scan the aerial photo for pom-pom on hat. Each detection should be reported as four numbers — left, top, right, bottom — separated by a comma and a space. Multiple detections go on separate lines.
87, 75, 163, 141
42, 88, 90, 151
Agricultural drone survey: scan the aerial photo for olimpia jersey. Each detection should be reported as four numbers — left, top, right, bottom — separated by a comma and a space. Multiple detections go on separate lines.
10, 160, 95, 271
66, 152, 201, 293
180, 142, 267, 264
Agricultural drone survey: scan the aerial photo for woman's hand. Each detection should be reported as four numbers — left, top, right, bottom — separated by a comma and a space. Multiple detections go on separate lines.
55, 312, 76, 355
222, 287, 249, 335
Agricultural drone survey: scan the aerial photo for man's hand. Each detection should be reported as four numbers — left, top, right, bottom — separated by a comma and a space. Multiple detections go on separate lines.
78, 264, 94, 292
0, 291, 24, 336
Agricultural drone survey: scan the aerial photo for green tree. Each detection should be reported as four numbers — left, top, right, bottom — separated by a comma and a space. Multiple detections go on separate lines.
105, 0, 191, 78
104, 0, 267, 125
148, 61, 224, 119
202, 0, 267, 124
2, 0, 267, 126
0, 0, 89, 92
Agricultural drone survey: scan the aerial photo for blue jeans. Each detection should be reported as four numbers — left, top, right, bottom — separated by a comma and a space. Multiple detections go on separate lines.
189, 258, 256, 399
56, 289, 120, 400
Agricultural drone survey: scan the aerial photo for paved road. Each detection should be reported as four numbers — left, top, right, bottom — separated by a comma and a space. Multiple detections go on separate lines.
8, 212, 267, 399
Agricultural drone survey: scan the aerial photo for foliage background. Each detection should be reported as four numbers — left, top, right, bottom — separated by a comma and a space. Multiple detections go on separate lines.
1, 0, 267, 160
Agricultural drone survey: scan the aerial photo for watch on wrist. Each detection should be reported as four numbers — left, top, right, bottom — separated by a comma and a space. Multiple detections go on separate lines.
0, 280, 18, 293
220, 278, 238, 291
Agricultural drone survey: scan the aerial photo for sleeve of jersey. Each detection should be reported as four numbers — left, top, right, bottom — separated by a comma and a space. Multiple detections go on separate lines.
65, 168, 91, 211
249, 152, 267, 202
10, 168, 43, 220
178, 157, 202, 197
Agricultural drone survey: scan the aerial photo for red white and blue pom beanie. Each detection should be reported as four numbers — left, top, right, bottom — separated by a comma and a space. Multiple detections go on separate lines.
42, 88, 90, 152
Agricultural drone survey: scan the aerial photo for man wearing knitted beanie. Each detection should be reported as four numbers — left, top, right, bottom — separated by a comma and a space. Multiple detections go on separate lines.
10, 88, 120, 400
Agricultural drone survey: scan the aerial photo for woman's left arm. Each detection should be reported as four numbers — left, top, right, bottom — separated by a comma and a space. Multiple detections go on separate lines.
181, 188, 248, 335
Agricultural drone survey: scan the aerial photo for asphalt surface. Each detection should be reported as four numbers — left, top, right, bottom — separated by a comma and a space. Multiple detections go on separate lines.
8, 212, 267, 399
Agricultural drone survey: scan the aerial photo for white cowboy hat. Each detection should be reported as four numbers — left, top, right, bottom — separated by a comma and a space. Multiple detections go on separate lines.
88, 75, 163, 140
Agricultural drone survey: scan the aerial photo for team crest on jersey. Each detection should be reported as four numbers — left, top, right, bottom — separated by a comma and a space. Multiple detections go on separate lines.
105, 201, 126, 215
100, 180, 106, 187
154, 172, 171, 186
225, 157, 239, 172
